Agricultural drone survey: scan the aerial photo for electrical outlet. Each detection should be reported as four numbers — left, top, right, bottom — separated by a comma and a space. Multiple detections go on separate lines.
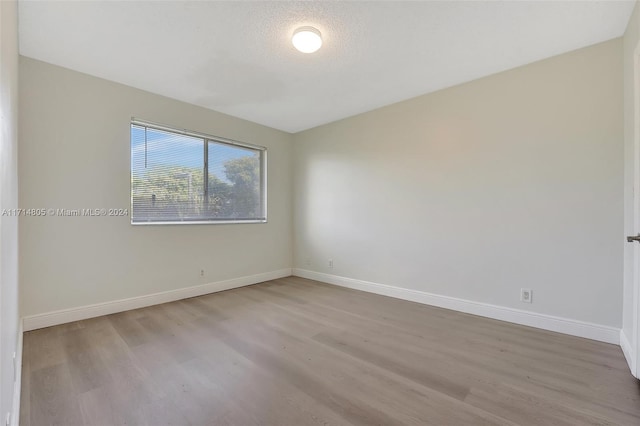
200, 269, 205, 277
520, 288, 532, 303
305, 257, 311, 267
328, 259, 334, 269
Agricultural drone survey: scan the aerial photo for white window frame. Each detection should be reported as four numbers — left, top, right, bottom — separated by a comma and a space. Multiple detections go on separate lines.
130, 118, 267, 225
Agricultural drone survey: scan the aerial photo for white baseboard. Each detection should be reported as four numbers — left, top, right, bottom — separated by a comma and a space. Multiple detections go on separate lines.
23, 268, 292, 331
620, 330, 636, 377
11, 319, 23, 426
293, 269, 620, 345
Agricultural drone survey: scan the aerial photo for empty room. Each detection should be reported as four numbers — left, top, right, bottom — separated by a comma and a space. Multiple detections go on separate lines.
2, 0, 640, 424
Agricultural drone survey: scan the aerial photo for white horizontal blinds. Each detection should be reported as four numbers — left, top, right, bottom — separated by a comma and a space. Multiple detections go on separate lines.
131, 124, 206, 222
207, 141, 264, 220
131, 122, 266, 223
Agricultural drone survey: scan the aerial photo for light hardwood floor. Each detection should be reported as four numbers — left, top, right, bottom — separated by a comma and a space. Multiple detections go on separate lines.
20, 276, 640, 425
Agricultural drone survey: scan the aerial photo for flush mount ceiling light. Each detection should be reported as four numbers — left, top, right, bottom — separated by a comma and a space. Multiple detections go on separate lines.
292, 26, 322, 53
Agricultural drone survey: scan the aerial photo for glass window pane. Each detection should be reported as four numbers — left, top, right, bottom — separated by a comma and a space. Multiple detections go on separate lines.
131, 123, 266, 224
207, 141, 263, 220
131, 125, 205, 222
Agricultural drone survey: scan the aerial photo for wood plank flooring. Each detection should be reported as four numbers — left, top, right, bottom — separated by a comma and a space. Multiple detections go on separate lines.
20, 276, 640, 425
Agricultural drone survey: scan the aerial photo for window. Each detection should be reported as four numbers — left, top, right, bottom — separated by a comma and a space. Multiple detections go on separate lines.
131, 120, 266, 224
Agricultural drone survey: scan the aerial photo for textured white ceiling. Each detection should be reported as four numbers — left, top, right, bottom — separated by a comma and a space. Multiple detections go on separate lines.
19, 1, 635, 133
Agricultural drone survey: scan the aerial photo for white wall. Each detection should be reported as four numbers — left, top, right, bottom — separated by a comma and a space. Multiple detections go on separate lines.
19, 57, 293, 318
0, 0, 20, 423
293, 39, 623, 328
623, 1, 639, 371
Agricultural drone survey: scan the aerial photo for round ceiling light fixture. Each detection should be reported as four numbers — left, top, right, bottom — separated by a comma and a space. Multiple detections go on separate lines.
292, 26, 322, 53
